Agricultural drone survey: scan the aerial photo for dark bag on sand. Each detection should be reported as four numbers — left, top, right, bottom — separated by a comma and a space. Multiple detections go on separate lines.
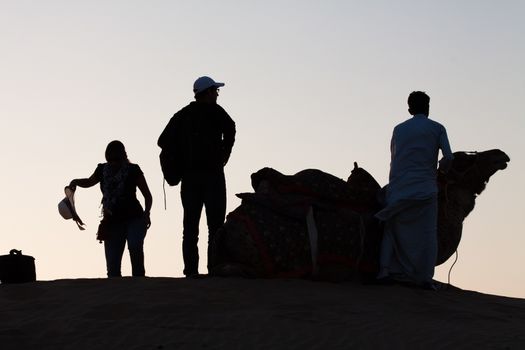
0, 249, 36, 284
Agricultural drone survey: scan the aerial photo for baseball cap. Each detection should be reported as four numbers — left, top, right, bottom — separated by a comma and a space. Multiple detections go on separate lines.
193, 76, 225, 94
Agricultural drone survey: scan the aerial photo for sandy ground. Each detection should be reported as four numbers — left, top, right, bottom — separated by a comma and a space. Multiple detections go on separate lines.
0, 277, 524, 349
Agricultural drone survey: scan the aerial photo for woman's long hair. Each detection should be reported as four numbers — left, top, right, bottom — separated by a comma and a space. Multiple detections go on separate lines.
105, 140, 129, 163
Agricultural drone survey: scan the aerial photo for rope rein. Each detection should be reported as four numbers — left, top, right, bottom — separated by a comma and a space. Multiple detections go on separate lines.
447, 250, 459, 285
163, 178, 167, 210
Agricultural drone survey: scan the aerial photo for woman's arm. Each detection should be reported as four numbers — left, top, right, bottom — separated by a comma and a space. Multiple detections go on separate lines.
69, 170, 99, 190
137, 172, 153, 228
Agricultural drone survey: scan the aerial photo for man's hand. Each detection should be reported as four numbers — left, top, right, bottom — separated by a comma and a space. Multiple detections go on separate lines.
222, 150, 231, 166
145, 212, 151, 229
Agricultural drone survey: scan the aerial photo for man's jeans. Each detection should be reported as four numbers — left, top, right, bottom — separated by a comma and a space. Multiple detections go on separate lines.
180, 170, 226, 276
104, 215, 147, 277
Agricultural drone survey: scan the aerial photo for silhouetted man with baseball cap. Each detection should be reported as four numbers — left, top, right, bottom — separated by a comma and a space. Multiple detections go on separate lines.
158, 76, 236, 277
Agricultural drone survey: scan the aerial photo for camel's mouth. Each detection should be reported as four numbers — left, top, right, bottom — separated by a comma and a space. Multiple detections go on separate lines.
479, 149, 510, 172
494, 152, 510, 170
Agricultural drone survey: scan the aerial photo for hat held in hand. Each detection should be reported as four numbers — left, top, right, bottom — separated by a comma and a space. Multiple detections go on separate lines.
58, 186, 85, 230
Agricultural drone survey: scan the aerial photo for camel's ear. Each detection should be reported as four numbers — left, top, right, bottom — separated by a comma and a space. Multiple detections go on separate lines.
354, 162, 358, 170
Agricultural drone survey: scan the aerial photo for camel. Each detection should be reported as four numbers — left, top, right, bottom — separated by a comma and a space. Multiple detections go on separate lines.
209, 149, 510, 281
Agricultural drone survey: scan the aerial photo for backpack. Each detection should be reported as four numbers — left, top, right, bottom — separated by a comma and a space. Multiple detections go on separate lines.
158, 112, 187, 187
159, 148, 182, 186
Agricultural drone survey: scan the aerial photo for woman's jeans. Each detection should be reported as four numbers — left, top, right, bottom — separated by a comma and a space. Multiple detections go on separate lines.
104, 215, 147, 277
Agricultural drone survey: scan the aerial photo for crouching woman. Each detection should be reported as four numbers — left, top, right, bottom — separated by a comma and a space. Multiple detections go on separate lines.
69, 140, 153, 277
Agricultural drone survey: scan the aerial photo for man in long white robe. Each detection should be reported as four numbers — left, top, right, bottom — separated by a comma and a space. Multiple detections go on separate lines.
376, 91, 453, 288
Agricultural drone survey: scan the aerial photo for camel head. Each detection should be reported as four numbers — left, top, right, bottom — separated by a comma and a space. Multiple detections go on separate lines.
439, 149, 510, 195
436, 149, 509, 265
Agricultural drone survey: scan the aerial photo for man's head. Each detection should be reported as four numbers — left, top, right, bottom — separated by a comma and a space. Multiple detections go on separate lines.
407, 91, 430, 116
193, 76, 225, 104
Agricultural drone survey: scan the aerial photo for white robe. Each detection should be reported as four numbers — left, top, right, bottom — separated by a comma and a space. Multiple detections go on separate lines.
376, 114, 453, 284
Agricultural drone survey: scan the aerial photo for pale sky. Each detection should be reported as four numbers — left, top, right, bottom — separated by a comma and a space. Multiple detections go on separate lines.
1, 1, 523, 298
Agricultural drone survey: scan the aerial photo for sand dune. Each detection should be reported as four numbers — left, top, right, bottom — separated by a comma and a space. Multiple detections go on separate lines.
0, 277, 523, 349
